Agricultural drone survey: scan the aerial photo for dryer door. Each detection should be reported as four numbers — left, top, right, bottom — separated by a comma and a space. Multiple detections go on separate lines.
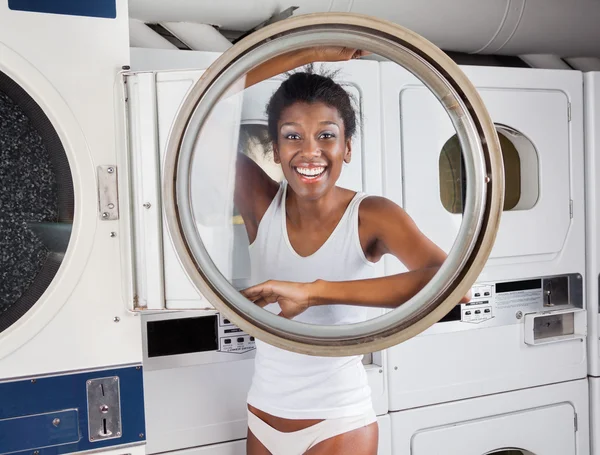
382, 62, 572, 267
411, 403, 575, 454
403, 88, 569, 261
151, 13, 505, 356
0, 69, 74, 337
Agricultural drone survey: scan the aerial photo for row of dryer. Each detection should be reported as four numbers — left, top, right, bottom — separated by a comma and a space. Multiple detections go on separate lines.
126, 47, 594, 455
0, 2, 598, 453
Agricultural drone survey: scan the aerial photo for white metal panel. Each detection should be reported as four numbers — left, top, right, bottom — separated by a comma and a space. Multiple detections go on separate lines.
400, 87, 570, 260
377, 413, 392, 455
381, 63, 586, 410
585, 72, 600, 376
144, 357, 255, 454
382, 63, 584, 277
0, 0, 143, 379
387, 324, 586, 411
391, 379, 590, 455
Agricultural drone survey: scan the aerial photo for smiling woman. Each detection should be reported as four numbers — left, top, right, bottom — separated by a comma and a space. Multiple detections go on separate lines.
162, 13, 504, 455
227, 51, 472, 455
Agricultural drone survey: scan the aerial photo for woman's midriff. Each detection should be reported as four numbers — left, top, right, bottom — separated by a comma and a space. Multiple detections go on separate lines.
248, 404, 325, 432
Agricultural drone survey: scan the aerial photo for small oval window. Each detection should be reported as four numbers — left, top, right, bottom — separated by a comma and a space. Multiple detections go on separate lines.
439, 124, 539, 214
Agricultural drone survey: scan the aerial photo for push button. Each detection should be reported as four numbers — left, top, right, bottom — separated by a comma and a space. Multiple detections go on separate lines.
224, 339, 232, 344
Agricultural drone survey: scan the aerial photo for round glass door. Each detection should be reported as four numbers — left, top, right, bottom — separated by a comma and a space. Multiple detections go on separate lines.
163, 13, 505, 356
0, 70, 74, 334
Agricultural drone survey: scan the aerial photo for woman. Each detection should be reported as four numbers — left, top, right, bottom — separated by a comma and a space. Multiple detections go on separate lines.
234, 47, 470, 455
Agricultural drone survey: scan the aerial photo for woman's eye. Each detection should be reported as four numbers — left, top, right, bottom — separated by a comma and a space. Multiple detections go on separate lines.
319, 132, 335, 140
285, 133, 300, 140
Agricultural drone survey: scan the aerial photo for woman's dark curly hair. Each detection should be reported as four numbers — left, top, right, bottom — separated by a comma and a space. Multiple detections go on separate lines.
265, 65, 359, 146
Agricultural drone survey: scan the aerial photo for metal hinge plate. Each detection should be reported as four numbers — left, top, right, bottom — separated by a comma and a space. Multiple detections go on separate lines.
97, 165, 119, 220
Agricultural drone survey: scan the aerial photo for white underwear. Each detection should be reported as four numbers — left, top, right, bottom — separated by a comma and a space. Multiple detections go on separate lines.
247, 407, 377, 455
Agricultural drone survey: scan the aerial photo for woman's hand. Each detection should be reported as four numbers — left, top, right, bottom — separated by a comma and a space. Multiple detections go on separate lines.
241, 280, 315, 319
309, 46, 370, 62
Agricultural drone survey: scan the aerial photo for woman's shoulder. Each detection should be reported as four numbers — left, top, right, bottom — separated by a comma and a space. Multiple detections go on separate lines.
357, 194, 411, 231
358, 194, 403, 215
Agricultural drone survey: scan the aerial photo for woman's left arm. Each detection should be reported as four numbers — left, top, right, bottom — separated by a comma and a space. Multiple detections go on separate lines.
241, 197, 470, 318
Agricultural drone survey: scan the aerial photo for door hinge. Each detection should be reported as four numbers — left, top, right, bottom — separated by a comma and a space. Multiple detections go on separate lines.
570, 200, 573, 218
97, 165, 119, 220
568, 102, 572, 122
574, 412, 578, 431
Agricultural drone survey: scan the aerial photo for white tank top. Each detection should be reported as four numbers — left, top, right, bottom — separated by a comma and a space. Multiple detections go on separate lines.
246, 181, 377, 419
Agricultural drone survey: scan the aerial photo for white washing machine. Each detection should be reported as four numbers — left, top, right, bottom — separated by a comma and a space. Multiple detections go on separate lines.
585, 71, 600, 377
584, 71, 600, 455
381, 63, 587, 411
0, 1, 145, 454
125, 48, 389, 453
391, 378, 590, 454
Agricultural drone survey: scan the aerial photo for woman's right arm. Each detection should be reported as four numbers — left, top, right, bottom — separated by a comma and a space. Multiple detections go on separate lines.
233, 47, 365, 243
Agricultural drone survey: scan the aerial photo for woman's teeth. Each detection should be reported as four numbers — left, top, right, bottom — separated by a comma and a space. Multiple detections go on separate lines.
295, 167, 326, 178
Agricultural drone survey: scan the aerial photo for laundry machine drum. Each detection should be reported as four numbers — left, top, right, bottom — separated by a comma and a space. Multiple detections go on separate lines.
0, 70, 74, 334
163, 13, 505, 356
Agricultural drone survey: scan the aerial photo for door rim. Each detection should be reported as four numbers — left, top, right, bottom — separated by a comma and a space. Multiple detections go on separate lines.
162, 12, 504, 356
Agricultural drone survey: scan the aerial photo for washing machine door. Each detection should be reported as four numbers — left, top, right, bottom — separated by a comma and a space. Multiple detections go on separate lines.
0, 68, 74, 337
161, 13, 505, 356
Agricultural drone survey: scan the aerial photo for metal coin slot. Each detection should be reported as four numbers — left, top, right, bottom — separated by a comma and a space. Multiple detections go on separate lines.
86, 377, 122, 441
543, 276, 569, 307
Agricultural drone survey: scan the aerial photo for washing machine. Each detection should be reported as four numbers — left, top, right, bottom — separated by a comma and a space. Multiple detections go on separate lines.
391, 378, 590, 454
381, 62, 587, 411
584, 71, 600, 454
0, 1, 145, 454
124, 46, 390, 453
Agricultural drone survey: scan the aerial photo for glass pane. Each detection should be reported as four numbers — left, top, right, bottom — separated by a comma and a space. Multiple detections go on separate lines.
439, 126, 539, 214
183, 50, 471, 333
0, 71, 74, 334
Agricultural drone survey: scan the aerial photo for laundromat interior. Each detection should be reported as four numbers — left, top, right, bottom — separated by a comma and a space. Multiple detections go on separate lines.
2, 0, 600, 454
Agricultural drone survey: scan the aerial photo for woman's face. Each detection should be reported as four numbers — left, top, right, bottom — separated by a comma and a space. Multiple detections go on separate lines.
273, 101, 351, 201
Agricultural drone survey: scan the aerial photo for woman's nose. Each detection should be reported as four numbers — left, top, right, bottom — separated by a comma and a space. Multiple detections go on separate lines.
301, 137, 322, 157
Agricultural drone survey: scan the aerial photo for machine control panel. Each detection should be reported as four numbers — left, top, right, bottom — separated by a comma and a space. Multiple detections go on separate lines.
218, 313, 256, 353
435, 273, 583, 332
